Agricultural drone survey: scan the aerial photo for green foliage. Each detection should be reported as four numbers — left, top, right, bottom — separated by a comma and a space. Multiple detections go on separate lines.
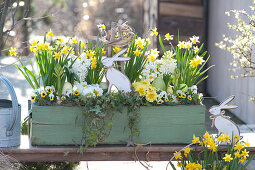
15, 35, 81, 94
158, 34, 213, 93
123, 37, 148, 83
79, 90, 142, 148
21, 162, 78, 170
169, 133, 254, 170
85, 37, 105, 84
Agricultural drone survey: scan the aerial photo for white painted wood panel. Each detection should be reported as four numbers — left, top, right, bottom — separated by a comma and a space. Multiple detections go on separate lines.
207, 0, 255, 123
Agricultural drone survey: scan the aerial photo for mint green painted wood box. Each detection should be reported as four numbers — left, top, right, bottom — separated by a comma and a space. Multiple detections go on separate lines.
30, 105, 205, 145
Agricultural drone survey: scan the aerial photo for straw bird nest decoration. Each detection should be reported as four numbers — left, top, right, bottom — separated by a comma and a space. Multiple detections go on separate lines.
99, 22, 135, 49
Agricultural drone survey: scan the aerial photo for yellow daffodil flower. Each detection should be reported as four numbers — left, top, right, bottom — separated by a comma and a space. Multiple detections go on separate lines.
9, 47, 17, 56
31, 40, 37, 47
54, 52, 61, 60
223, 154, 233, 162
113, 46, 121, 53
177, 41, 185, 49
241, 149, 249, 157
133, 49, 141, 56
72, 38, 78, 44
234, 142, 244, 151
164, 33, 173, 41
174, 151, 182, 160
192, 134, 200, 144
190, 35, 200, 44
150, 27, 158, 36
97, 24, 106, 32
47, 29, 54, 38
81, 42, 86, 48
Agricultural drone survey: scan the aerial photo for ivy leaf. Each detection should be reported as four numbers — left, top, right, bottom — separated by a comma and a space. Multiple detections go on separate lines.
90, 105, 101, 114
64, 151, 70, 156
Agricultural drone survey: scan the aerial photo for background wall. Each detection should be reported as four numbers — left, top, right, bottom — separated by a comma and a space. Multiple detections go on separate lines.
207, 0, 255, 123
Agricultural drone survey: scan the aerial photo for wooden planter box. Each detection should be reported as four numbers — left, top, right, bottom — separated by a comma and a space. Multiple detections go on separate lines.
30, 105, 205, 145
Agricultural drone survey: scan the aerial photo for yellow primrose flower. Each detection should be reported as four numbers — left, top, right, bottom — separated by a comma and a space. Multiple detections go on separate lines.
150, 27, 158, 36
177, 162, 182, 167
31, 40, 37, 47
9, 47, 17, 56
71, 50, 75, 55
46, 29, 54, 38
190, 35, 200, 44
41, 91, 47, 98
113, 46, 121, 53
223, 154, 233, 162
137, 87, 146, 96
145, 91, 157, 102
192, 134, 200, 144
177, 41, 185, 49
164, 33, 173, 41
54, 52, 61, 60
133, 49, 141, 56
174, 151, 182, 160
97, 24, 106, 31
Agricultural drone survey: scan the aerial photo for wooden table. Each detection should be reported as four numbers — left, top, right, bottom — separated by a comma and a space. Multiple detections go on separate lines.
1, 134, 255, 162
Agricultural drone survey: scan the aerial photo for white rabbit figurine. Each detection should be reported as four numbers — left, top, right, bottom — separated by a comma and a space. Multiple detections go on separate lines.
102, 48, 131, 93
208, 96, 240, 140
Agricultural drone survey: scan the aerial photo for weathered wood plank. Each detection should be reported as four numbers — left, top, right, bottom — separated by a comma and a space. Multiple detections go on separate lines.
159, 0, 202, 5
159, 2, 204, 18
159, 16, 205, 36
1, 135, 255, 162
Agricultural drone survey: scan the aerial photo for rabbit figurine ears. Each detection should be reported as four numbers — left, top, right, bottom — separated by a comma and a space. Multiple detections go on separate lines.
208, 96, 238, 115
102, 48, 130, 67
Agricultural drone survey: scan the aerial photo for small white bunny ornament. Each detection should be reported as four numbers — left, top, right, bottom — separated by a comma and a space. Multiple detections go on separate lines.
209, 96, 240, 140
102, 48, 131, 93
